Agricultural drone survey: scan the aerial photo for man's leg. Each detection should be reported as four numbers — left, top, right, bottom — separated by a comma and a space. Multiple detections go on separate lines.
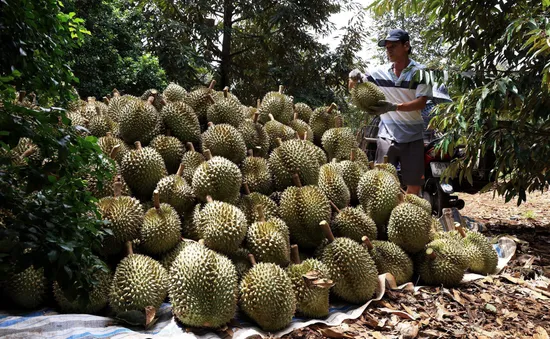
398, 139, 425, 195
375, 137, 399, 167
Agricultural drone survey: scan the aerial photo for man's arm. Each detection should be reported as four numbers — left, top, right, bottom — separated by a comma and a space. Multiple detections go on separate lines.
396, 96, 428, 112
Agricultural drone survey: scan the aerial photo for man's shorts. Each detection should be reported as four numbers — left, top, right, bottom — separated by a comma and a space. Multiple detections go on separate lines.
375, 137, 424, 186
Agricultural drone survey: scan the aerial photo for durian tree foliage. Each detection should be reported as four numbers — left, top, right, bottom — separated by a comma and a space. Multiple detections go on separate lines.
371, 0, 550, 204
0, 0, 111, 303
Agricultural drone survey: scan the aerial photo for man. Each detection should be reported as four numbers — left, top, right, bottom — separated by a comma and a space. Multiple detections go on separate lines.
349, 29, 432, 195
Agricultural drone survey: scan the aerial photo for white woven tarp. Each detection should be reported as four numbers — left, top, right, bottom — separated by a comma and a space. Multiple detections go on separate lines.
0, 237, 516, 339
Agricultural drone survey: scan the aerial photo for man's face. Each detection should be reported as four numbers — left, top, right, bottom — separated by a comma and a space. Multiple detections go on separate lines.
385, 40, 409, 62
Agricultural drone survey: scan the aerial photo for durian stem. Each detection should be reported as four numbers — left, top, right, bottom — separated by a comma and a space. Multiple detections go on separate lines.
206, 195, 214, 203
134, 141, 142, 150
276, 138, 283, 147
203, 149, 212, 160
400, 187, 407, 196
198, 239, 205, 246
397, 193, 404, 204
292, 173, 303, 188
176, 163, 185, 177
207, 122, 214, 128
426, 248, 437, 260
443, 208, 455, 231
279, 85, 284, 94
329, 200, 341, 213
21, 146, 36, 158
350, 149, 356, 161
334, 116, 343, 128
256, 99, 261, 109
147, 96, 155, 105
327, 103, 337, 114
209, 80, 216, 90
248, 254, 257, 266
290, 244, 301, 264
125, 241, 134, 256
247, 149, 254, 157
153, 190, 161, 210
186, 142, 195, 152
18, 91, 26, 102
256, 205, 265, 222
103, 96, 110, 105
87, 96, 95, 103
302, 131, 308, 141
166, 129, 171, 136
295, 131, 301, 139
319, 220, 335, 243
106, 132, 112, 137
223, 86, 229, 98
383, 155, 389, 164
293, 111, 298, 121
253, 112, 259, 123
368, 161, 375, 169
207, 94, 215, 104
113, 176, 123, 197
243, 182, 251, 195
110, 144, 120, 160
456, 226, 467, 238
361, 236, 374, 251
113, 89, 120, 97
268, 113, 275, 121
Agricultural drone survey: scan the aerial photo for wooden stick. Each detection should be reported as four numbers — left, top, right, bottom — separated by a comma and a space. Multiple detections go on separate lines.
147, 96, 155, 105
293, 111, 298, 121
256, 205, 265, 222
292, 173, 302, 187
176, 163, 185, 177
329, 200, 341, 213
319, 220, 335, 243
207, 94, 215, 104
207, 121, 214, 128
21, 146, 36, 158
106, 132, 112, 137
334, 116, 343, 128
383, 155, 389, 164
18, 91, 26, 102
247, 149, 254, 157
248, 254, 257, 266
153, 190, 161, 211
103, 96, 110, 105
361, 236, 374, 251
302, 131, 308, 141
290, 244, 301, 265
397, 193, 404, 204
256, 99, 261, 109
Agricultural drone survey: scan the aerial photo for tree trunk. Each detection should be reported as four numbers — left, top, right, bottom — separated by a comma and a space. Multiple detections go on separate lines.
220, 0, 234, 88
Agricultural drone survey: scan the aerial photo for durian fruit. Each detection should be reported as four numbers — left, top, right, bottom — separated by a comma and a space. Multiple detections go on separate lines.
241, 152, 273, 195
212, 88, 241, 104
264, 114, 296, 152
160, 101, 201, 147
155, 164, 195, 216
257, 86, 294, 125
53, 268, 112, 314
415, 238, 469, 287
97, 133, 129, 164
88, 114, 114, 137
184, 80, 216, 125
9, 137, 42, 166
139, 191, 182, 255
107, 90, 131, 122
201, 123, 247, 164
387, 194, 432, 254
97, 180, 143, 255
317, 221, 379, 303
229, 247, 252, 280
304, 140, 328, 166
357, 168, 400, 236
82, 97, 100, 119
288, 113, 314, 142
332, 206, 377, 243
309, 103, 341, 145
4, 266, 47, 309
286, 244, 333, 318
321, 117, 357, 162
140, 88, 166, 112
362, 237, 413, 286
457, 227, 498, 275
163, 83, 187, 102
375, 155, 398, 181
351, 82, 386, 112
278, 174, 331, 249
121, 141, 168, 201
206, 87, 245, 128
429, 217, 445, 240
239, 254, 296, 331
238, 186, 279, 224
293, 102, 313, 123
404, 193, 432, 214
149, 134, 185, 174
182, 203, 202, 241
246, 205, 290, 266
269, 138, 320, 191
195, 196, 248, 255
337, 150, 366, 203
66, 111, 89, 130
318, 162, 350, 210
109, 243, 169, 315
238, 113, 270, 158
87, 148, 131, 198
118, 96, 162, 145
353, 147, 370, 170
180, 143, 205, 184
191, 151, 242, 204
160, 239, 193, 271
169, 241, 238, 328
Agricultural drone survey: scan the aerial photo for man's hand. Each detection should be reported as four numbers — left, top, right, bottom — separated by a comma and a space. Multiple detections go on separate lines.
348, 69, 362, 90
367, 100, 398, 115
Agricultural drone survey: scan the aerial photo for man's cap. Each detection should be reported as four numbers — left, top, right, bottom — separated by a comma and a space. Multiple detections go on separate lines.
378, 29, 410, 47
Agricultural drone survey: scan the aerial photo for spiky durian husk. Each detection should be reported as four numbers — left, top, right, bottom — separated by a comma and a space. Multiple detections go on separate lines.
97, 135, 129, 164
160, 102, 201, 146
333, 206, 377, 242
239, 263, 296, 331
149, 135, 185, 174
286, 259, 331, 318
257, 92, 294, 125
387, 202, 432, 254
155, 174, 195, 216
185, 87, 215, 125
293, 102, 313, 123
140, 203, 182, 255
351, 82, 386, 112
246, 217, 290, 266
238, 120, 270, 158
237, 192, 279, 224
118, 100, 162, 145
98, 196, 143, 252
109, 254, 168, 314
369, 240, 413, 285
264, 119, 296, 152
321, 127, 357, 161
415, 238, 469, 287
309, 106, 342, 145
206, 97, 245, 128
180, 150, 205, 184
241, 156, 273, 195
336, 159, 365, 203
4, 266, 47, 309
121, 146, 168, 201
288, 119, 314, 142
318, 163, 350, 209
163, 83, 187, 102
191, 156, 242, 204
269, 139, 320, 191
53, 269, 112, 314
202, 124, 247, 164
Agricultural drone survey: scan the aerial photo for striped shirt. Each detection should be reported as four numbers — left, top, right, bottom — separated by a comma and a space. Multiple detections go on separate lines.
363, 59, 432, 143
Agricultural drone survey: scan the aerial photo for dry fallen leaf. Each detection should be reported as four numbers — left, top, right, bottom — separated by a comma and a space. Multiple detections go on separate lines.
317, 327, 355, 339
452, 289, 465, 305
378, 307, 417, 320
480, 293, 492, 302
534, 326, 550, 339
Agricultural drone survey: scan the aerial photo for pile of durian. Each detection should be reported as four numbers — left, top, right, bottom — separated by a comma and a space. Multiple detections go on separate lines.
4, 84, 498, 332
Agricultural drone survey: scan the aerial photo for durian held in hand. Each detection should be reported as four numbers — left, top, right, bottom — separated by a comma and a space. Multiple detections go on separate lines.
348, 69, 396, 115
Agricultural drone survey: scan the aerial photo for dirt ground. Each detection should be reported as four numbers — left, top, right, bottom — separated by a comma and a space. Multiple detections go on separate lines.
283, 190, 550, 339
